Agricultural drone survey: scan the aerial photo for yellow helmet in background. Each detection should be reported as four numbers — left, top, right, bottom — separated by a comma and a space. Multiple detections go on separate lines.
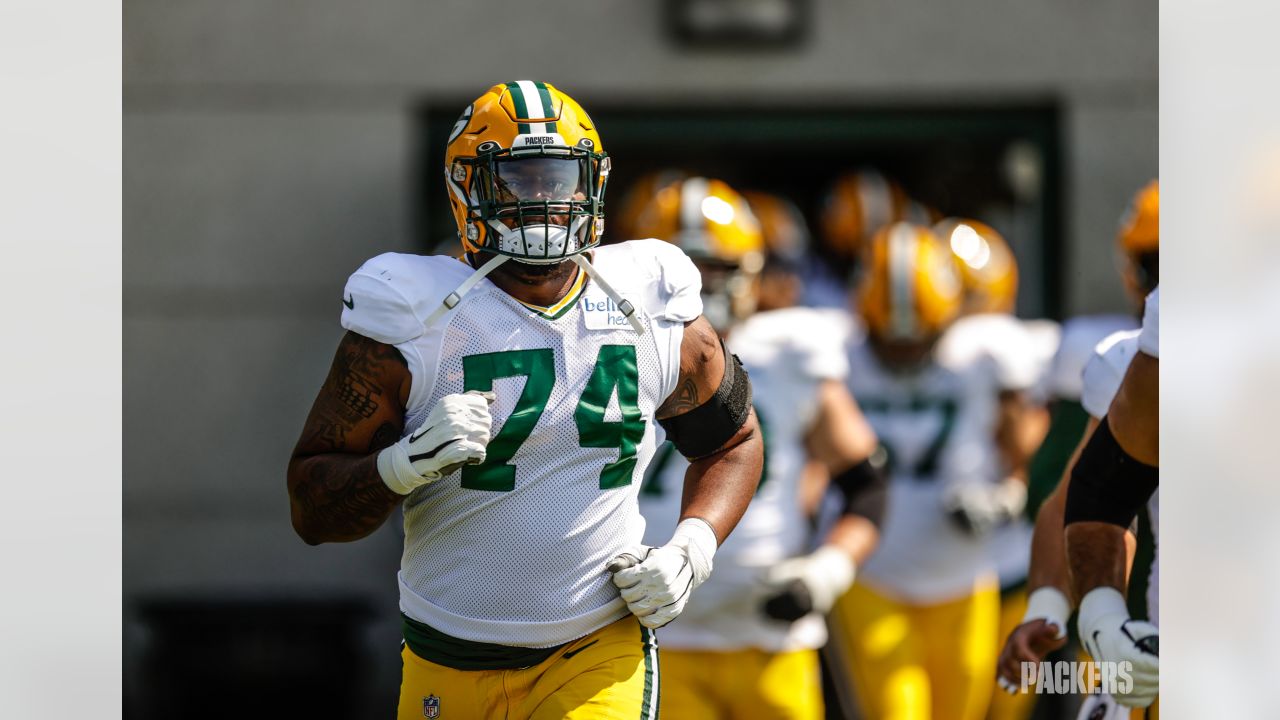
609, 169, 688, 243
859, 222, 964, 343
630, 176, 765, 268
443, 80, 609, 263
934, 217, 1018, 315
1116, 180, 1159, 298
742, 190, 811, 263
743, 190, 811, 311
820, 168, 935, 266
631, 176, 765, 329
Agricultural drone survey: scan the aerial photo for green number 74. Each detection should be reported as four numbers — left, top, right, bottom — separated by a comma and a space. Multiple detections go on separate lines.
460, 346, 645, 491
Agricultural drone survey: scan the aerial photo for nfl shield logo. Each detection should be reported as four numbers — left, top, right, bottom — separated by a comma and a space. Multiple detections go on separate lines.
423, 694, 440, 718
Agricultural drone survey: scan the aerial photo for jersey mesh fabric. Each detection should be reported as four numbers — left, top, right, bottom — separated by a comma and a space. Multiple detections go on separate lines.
396, 259, 683, 648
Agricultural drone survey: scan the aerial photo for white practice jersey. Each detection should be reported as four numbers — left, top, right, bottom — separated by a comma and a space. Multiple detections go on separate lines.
937, 313, 1059, 393
848, 341, 1004, 603
1081, 329, 1159, 626
638, 307, 851, 652
340, 240, 702, 648
1041, 314, 1136, 402
1139, 286, 1159, 358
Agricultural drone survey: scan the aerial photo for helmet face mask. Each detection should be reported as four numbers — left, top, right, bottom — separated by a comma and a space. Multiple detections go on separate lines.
445, 81, 610, 264
458, 145, 609, 264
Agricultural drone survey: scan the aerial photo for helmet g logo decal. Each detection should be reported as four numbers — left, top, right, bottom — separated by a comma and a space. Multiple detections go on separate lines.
448, 105, 473, 145
422, 694, 441, 718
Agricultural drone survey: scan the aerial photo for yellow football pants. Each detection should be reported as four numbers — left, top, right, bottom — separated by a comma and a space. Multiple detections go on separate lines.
831, 579, 1001, 720
658, 647, 823, 719
397, 616, 658, 720
986, 588, 1035, 720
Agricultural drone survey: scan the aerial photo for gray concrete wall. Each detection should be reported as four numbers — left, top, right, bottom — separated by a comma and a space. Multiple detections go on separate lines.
124, 0, 1156, 708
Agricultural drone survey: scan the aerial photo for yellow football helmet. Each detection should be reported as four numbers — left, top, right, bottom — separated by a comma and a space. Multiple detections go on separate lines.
859, 222, 964, 343
610, 169, 688, 243
1117, 180, 1159, 298
934, 217, 1018, 315
444, 81, 609, 263
742, 190, 811, 263
820, 169, 934, 266
630, 176, 765, 329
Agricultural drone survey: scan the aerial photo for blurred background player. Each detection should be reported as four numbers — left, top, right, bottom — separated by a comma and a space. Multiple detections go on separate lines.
829, 221, 1018, 720
812, 168, 935, 310
1026, 182, 1160, 524
628, 175, 887, 719
742, 190, 814, 313
996, 326, 1156, 719
931, 219, 1055, 720
1064, 285, 1159, 712
996, 182, 1160, 718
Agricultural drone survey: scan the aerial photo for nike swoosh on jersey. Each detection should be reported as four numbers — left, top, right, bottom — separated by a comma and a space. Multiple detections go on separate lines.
561, 639, 599, 660
343, 295, 355, 310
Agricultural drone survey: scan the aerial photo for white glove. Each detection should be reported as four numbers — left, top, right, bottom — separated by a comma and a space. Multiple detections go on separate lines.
943, 477, 1027, 536
1020, 586, 1071, 637
1077, 587, 1159, 708
607, 518, 717, 629
996, 587, 1072, 694
761, 545, 856, 621
376, 390, 494, 494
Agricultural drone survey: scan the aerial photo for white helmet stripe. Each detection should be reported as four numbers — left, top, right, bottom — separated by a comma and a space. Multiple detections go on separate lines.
678, 177, 711, 255
515, 80, 548, 134
889, 223, 919, 338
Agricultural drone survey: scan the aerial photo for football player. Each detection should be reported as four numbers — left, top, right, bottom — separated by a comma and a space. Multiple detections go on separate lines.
1026, 181, 1159, 522
931, 219, 1055, 720
996, 324, 1158, 720
285, 81, 764, 720
997, 183, 1160, 717
810, 168, 935, 309
829, 222, 1013, 720
1063, 285, 1159, 712
630, 176, 887, 719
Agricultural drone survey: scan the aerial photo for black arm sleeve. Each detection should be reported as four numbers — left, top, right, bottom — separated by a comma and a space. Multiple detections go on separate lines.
1063, 414, 1158, 528
658, 338, 753, 460
830, 451, 888, 529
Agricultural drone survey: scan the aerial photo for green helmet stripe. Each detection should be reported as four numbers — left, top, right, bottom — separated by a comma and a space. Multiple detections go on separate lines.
534, 81, 558, 134
504, 81, 533, 134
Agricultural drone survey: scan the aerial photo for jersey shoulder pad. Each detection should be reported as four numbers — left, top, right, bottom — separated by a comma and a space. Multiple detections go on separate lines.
339, 252, 472, 345
731, 307, 851, 381
1044, 314, 1137, 401
593, 239, 703, 322
1080, 329, 1142, 418
936, 313, 1041, 390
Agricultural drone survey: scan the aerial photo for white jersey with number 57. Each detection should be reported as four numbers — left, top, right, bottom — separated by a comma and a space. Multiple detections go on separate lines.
340, 240, 702, 648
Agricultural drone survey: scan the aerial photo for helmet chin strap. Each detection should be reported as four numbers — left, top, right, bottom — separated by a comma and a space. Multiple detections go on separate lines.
422, 253, 509, 330
422, 250, 644, 336
570, 253, 644, 334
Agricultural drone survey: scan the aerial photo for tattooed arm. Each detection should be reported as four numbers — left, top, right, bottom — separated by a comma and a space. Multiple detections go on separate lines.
287, 331, 412, 545
655, 316, 763, 545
